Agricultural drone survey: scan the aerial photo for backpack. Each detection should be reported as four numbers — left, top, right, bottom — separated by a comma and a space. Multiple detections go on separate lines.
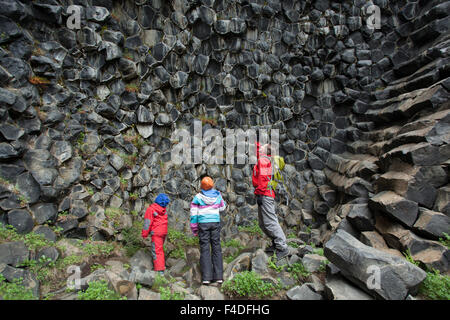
261, 155, 289, 206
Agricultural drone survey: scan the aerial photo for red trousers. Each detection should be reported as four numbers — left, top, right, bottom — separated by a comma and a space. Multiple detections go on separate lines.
150, 234, 166, 271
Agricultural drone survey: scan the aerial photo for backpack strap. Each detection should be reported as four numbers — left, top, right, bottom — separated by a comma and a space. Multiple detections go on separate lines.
261, 155, 290, 206
260, 155, 275, 191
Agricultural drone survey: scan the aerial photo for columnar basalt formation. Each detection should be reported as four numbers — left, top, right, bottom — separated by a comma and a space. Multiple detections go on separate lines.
0, 0, 448, 300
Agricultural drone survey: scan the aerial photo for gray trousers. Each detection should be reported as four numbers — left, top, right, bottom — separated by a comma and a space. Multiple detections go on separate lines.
257, 195, 287, 251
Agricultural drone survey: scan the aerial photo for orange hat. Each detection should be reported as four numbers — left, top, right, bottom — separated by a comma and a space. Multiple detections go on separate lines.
201, 176, 214, 190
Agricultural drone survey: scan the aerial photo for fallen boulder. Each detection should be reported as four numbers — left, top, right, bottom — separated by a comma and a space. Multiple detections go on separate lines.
413, 208, 450, 240
369, 191, 418, 228
286, 283, 323, 300
375, 213, 449, 272
324, 229, 427, 300
325, 274, 373, 300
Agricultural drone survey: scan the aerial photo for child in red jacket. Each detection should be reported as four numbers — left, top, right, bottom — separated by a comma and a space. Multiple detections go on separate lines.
141, 193, 170, 275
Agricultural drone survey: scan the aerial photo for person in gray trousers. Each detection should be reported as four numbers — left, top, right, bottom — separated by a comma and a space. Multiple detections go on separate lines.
252, 143, 292, 260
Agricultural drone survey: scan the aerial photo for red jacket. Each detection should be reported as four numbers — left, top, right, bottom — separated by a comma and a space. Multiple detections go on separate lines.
141, 203, 168, 238
252, 143, 275, 198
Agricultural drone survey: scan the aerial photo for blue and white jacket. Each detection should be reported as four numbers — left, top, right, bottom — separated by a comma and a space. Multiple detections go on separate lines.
190, 189, 226, 234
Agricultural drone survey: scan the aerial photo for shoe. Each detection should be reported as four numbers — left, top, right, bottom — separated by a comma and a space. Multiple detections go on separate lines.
276, 247, 296, 260
276, 248, 290, 260
210, 280, 223, 287
264, 244, 276, 254
202, 280, 211, 285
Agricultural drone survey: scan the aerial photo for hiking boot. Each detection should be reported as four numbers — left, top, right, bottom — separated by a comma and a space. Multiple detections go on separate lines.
276, 247, 295, 260
264, 244, 276, 254
276, 248, 289, 260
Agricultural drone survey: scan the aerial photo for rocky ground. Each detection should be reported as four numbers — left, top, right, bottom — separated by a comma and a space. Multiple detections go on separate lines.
2, 221, 333, 300
0, 220, 446, 300
0, 0, 449, 300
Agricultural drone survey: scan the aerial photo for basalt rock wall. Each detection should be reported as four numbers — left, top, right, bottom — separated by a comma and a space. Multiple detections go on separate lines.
0, 0, 449, 281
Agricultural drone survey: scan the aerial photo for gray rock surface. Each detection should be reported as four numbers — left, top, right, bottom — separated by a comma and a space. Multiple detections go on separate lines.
0, 0, 448, 300
324, 230, 427, 300
286, 284, 323, 300
0, 241, 29, 266
325, 274, 373, 300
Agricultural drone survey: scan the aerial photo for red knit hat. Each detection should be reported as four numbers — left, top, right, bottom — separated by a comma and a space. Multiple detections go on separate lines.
201, 177, 214, 190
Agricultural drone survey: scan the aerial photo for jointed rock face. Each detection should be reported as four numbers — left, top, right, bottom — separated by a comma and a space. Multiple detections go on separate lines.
0, 0, 449, 300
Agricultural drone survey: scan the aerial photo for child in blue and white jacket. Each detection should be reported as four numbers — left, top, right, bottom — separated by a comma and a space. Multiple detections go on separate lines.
190, 176, 226, 285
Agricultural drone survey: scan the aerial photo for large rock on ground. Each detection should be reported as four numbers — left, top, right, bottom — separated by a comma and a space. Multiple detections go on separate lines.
106, 270, 138, 300
185, 247, 200, 265
171, 283, 200, 300
251, 249, 269, 275
7, 209, 34, 234
359, 231, 403, 258
413, 208, 450, 240
36, 247, 59, 265
138, 288, 160, 300
0, 264, 40, 298
30, 203, 57, 225
0, 241, 29, 266
169, 259, 187, 277
324, 229, 427, 300
183, 247, 202, 286
375, 168, 442, 209
78, 269, 111, 291
224, 252, 252, 281
302, 254, 328, 273
128, 266, 157, 287
346, 204, 375, 231
325, 274, 373, 300
33, 225, 57, 242
434, 186, 450, 216
286, 283, 323, 300
369, 191, 418, 228
198, 285, 225, 300
17, 172, 41, 204
375, 213, 449, 272
129, 248, 153, 270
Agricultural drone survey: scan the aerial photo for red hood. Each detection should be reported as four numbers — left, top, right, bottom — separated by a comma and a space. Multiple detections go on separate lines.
150, 203, 166, 215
